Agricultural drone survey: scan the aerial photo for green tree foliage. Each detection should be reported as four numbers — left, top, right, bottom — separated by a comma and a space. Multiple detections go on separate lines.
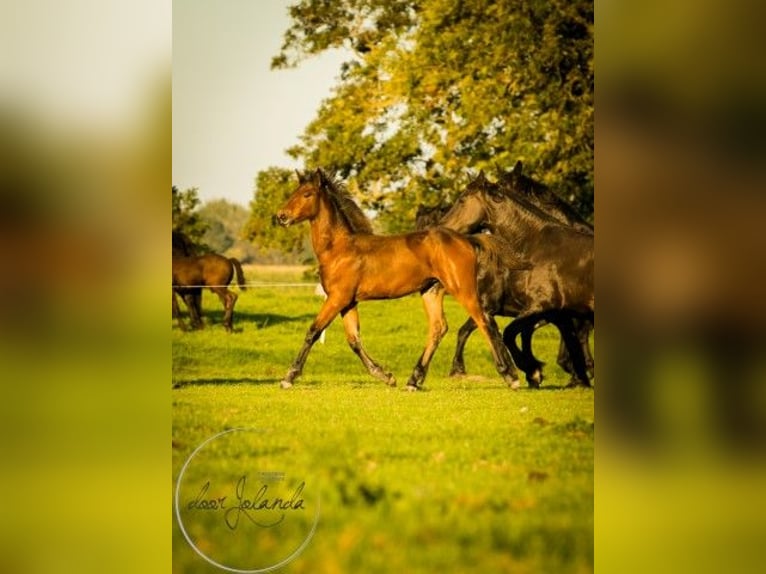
198, 199, 249, 254
243, 167, 311, 261
172, 185, 208, 250
273, 0, 593, 231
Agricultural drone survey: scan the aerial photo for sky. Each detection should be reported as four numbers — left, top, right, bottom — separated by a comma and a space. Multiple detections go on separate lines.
172, 0, 348, 206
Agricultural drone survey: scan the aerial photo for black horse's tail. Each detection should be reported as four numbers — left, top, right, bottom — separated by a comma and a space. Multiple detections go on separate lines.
229, 257, 247, 291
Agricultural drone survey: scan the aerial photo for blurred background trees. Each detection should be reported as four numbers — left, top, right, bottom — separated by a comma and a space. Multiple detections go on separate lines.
183, 0, 593, 260
265, 0, 593, 232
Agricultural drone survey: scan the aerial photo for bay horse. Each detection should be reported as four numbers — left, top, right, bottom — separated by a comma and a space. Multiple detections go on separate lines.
275, 168, 519, 390
439, 171, 594, 387
172, 253, 246, 332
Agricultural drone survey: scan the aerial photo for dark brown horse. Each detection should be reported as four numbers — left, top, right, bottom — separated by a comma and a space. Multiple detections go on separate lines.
172, 253, 246, 332
497, 162, 595, 380
440, 171, 594, 387
275, 168, 519, 390
416, 165, 593, 385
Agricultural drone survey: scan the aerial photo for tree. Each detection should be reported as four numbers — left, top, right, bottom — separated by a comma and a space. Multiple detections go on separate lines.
198, 199, 249, 254
243, 167, 312, 262
273, 0, 593, 232
172, 185, 208, 250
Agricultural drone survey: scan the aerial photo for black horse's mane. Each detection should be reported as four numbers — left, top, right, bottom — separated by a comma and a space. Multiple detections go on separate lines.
499, 166, 592, 231
465, 173, 561, 231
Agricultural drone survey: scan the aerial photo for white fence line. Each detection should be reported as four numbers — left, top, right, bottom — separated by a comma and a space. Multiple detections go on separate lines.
173, 282, 317, 289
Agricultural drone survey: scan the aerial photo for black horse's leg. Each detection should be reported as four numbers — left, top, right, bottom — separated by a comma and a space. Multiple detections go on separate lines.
556, 317, 594, 380
553, 313, 591, 388
581, 318, 595, 378
503, 316, 543, 388
407, 285, 448, 390
281, 297, 346, 388
519, 321, 546, 387
449, 317, 477, 377
341, 304, 395, 386
557, 338, 574, 375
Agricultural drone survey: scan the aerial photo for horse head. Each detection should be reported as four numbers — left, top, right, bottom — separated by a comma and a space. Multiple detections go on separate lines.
277, 168, 324, 226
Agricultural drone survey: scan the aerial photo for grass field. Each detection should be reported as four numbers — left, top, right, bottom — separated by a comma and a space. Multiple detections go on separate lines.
172, 265, 594, 573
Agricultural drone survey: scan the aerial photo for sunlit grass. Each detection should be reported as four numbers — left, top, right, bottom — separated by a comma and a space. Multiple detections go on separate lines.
172, 266, 593, 573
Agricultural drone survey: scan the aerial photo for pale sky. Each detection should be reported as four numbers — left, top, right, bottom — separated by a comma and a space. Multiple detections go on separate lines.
172, 0, 348, 206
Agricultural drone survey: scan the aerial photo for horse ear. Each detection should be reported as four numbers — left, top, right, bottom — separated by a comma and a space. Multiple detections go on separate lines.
296, 169, 304, 183
312, 168, 323, 188
477, 170, 487, 183
512, 160, 523, 175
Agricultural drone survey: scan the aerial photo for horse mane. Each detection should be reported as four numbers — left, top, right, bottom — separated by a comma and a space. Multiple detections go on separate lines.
314, 169, 374, 234
490, 180, 563, 230
499, 163, 592, 230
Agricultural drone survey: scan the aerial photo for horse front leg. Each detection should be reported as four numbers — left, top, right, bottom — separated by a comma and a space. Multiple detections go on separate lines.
182, 290, 203, 329
341, 304, 395, 386
281, 297, 345, 388
449, 317, 476, 377
407, 285, 448, 390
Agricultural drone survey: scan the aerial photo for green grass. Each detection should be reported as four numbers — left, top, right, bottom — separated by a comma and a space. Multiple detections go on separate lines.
173, 266, 593, 573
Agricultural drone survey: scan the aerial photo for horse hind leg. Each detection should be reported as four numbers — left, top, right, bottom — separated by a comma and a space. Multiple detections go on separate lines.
449, 317, 477, 377
211, 287, 238, 332
556, 317, 593, 377
502, 316, 544, 388
341, 304, 395, 386
406, 285, 449, 390
450, 288, 520, 389
504, 320, 545, 388
553, 313, 591, 388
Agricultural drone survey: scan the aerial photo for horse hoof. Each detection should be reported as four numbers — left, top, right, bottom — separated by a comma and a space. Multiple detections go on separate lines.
449, 367, 466, 377
507, 378, 521, 390
386, 376, 397, 387
280, 380, 293, 389
526, 369, 543, 389
405, 384, 419, 392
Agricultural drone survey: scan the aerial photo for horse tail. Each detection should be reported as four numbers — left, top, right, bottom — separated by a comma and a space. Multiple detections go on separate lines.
229, 257, 246, 291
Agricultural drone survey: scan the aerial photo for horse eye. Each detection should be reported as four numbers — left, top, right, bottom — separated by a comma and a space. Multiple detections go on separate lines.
303, 192, 312, 198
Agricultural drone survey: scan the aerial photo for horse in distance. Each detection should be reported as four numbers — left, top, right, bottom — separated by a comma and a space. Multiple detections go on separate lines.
172, 252, 246, 332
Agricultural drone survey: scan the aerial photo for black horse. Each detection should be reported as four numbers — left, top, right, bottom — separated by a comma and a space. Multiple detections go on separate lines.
172, 253, 247, 332
497, 162, 595, 379
440, 171, 594, 387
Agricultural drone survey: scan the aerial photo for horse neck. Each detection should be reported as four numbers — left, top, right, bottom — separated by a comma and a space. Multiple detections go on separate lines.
309, 191, 353, 255
486, 195, 549, 241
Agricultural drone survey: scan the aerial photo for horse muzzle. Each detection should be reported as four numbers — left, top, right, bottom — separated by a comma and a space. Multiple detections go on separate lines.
275, 211, 293, 227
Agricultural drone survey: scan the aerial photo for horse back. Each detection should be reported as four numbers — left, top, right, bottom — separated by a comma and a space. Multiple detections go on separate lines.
173, 253, 234, 288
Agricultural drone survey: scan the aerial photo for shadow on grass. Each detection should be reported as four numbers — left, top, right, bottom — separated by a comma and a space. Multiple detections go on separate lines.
173, 377, 278, 389
172, 377, 328, 389
172, 312, 316, 332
